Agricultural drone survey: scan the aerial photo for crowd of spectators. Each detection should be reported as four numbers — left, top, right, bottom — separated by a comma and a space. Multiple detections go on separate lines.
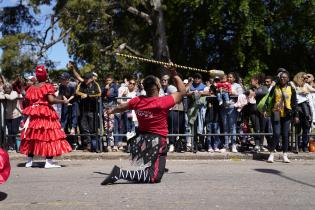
0, 65, 315, 160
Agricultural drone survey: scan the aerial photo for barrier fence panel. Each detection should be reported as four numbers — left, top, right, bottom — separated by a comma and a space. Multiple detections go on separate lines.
1, 96, 314, 154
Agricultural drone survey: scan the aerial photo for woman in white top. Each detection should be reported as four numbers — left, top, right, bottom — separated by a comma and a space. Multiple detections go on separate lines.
291, 72, 315, 152
305, 74, 315, 129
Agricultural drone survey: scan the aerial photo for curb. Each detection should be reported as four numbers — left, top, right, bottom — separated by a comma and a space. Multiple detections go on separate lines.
8, 151, 315, 161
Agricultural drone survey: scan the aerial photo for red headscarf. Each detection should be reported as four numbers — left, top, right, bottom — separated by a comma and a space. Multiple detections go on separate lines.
35, 65, 48, 82
0, 148, 10, 185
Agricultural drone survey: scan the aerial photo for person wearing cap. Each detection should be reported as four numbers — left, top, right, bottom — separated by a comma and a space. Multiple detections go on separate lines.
59, 72, 79, 149
19, 65, 72, 168
187, 73, 207, 151
76, 72, 101, 152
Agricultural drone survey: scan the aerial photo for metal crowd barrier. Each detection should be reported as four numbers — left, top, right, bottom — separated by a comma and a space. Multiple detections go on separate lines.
1, 95, 315, 154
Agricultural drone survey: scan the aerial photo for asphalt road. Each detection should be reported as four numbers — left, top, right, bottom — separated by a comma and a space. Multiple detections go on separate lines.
1, 159, 315, 210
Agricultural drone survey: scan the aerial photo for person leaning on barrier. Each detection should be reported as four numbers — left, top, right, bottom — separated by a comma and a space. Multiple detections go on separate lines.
59, 72, 79, 149
248, 74, 269, 152
204, 80, 221, 152
219, 72, 244, 153
186, 73, 208, 152
101, 65, 185, 185
76, 72, 101, 152
115, 77, 138, 151
304, 73, 315, 129
263, 71, 299, 163
0, 83, 23, 151
290, 72, 314, 152
102, 74, 119, 152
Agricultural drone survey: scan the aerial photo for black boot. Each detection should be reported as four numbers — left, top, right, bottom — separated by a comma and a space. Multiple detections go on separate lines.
101, 165, 121, 185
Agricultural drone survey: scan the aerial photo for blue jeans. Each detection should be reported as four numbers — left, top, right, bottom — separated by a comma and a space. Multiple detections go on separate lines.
217, 92, 230, 104
61, 102, 78, 130
271, 117, 291, 153
220, 107, 238, 148
261, 117, 273, 148
206, 122, 220, 149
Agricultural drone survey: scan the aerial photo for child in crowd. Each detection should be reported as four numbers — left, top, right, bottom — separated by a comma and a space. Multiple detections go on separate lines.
214, 74, 232, 105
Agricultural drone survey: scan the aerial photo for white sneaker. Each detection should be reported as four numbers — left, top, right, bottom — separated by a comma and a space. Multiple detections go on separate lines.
260, 146, 268, 152
106, 146, 112, 152
232, 144, 238, 153
112, 146, 118, 152
45, 159, 61, 169
214, 148, 220, 152
169, 144, 175, 152
25, 157, 33, 168
267, 152, 274, 163
219, 148, 227, 153
208, 148, 214, 153
283, 153, 290, 163
186, 143, 192, 152
126, 132, 136, 140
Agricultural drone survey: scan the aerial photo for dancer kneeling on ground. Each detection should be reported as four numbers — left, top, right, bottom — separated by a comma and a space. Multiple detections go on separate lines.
101, 66, 186, 185
19, 66, 72, 168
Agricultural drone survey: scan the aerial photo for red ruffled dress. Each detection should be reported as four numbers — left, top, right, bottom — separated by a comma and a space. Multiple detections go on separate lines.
0, 148, 10, 184
19, 83, 72, 157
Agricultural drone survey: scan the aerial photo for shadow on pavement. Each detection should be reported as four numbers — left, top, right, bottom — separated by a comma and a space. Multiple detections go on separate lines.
16, 162, 67, 168
93, 172, 109, 176
0, 192, 8, 201
254, 168, 315, 189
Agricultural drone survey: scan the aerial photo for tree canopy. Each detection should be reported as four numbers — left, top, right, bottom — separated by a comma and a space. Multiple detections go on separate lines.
1, 0, 315, 81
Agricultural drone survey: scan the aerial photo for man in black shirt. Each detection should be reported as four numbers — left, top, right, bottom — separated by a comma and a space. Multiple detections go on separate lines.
76, 73, 101, 151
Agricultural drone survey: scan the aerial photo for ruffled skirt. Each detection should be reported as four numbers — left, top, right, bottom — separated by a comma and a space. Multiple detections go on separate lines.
20, 105, 72, 157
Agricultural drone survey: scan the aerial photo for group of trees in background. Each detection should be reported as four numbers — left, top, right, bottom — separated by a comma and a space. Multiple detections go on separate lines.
1, 0, 315, 81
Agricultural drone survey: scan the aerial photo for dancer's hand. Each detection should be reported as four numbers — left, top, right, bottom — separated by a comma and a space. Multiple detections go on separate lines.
63, 96, 70, 105
67, 61, 75, 70
164, 63, 177, 77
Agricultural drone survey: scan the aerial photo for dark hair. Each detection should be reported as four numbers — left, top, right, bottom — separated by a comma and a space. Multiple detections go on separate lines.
105, 74, 114, 79
143, 75, 158, 95
227, 72, 240, 83
265, 75, 273, 81
193, 73, 202, 79
251, 73, 265, 85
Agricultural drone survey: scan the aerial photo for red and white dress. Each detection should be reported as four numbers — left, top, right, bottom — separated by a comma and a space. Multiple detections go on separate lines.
19, 83, 72, 157
0, 148, 10, 184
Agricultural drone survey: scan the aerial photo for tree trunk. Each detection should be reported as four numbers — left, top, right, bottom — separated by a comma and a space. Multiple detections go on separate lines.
151, 0, 170, 76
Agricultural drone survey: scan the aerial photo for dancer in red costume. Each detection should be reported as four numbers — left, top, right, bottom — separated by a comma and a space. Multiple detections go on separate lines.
101, 66, 185, 185
19, 66, 72, 168
0, 148, 10, 184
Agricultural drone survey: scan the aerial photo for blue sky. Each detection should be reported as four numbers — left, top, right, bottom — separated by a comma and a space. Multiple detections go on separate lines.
0, 0, 70, 69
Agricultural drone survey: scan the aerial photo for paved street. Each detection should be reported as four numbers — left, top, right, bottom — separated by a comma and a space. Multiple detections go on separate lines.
1, 159, 315, 210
